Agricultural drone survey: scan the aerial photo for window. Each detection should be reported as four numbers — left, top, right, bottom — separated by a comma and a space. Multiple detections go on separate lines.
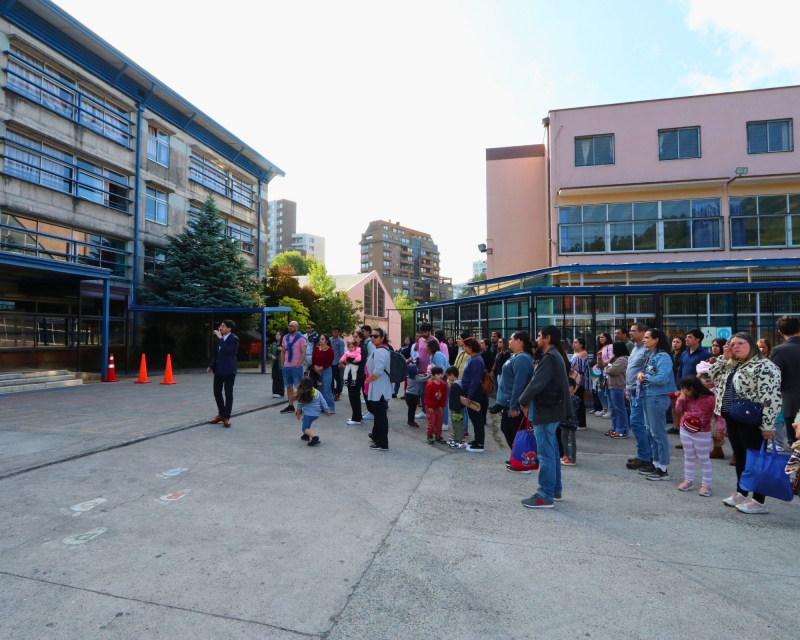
383, 260, 391, 267
382, 233, 389, 239
383, 270, 390, 276
382, 225, 389, 230
365, 235, 373, 240
226, 221, 254, 253
574, 134, 614, 166
361, 244, 371, 250
361, 263, 370, 270
658, 127, 700, 160
383, 251, 391, 258
384, 242, 391, 248
189, 154, 256, 208
747, 119, 793, 154
364, 281, 373, 315
558, 199, 722, 254
144, 246, 166, 277
278, 203, 283, 208
730, 193, 800, 248
377, 284, 385, 317
4, 130, 131, 212
145, 188, 168, 224
147, 126, 169, 165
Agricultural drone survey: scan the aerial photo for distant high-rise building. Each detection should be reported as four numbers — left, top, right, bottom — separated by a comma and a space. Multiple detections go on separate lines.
266, 199, 297, 264
291, 233, 326, 264
359, 221, 452, 303
473, 261, 487, 278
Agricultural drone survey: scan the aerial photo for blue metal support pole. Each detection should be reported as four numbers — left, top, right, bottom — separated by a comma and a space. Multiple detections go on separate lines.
261, 308, 267, 374
132, 103, 144, 302
101, 278, 110, 380
256, 177, 263, 278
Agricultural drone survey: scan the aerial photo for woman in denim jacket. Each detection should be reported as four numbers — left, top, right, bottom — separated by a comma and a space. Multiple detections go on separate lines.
636, 329, 675, 481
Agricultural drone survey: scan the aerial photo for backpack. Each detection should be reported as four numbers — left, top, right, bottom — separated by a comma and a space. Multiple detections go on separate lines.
383, 346, 408, 384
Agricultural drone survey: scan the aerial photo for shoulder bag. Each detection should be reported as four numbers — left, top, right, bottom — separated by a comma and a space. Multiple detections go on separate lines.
728, 367, 763, 426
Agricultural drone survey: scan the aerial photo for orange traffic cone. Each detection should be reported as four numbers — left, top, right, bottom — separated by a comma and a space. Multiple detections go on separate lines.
134, 354, 151, 384
160, 354, 177, 385
104, 353, 119, 382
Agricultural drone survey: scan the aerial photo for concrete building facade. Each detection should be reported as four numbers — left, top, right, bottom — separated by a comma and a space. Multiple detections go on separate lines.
359, 220, 452, 304
291, 233, 325, 264
0, 0, 283, 374
472, 260, 487, 279
266, 199, 296, 265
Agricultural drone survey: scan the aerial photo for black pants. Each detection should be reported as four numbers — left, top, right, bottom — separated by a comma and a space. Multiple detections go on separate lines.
575, 394, 587, 429
331, 366, 343, 397
561, 427, 577, 462
500, 410, 524, 448
406, 393, 419, 425
723, 412, 767, 503
556, 425, 565, 458
213, 374, 236, 418
371, 396, 389, 448
348, 380, 363, 422
271, 366, 284, 397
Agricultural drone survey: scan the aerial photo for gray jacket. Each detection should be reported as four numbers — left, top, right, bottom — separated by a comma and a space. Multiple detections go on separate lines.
769, 336, 800, 422
519, 347, 574, 426
366, 347, 392, 401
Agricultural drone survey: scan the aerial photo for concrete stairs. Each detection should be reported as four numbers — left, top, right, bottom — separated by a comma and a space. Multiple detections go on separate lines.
0, 370, 83, 394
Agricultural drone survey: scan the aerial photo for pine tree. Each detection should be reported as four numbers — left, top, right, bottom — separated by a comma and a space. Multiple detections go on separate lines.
141, 196, 261, 308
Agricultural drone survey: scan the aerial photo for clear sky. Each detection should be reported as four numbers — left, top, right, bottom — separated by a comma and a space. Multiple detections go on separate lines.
54, 0, 800, 283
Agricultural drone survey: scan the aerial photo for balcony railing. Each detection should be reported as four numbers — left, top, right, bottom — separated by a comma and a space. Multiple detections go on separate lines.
190, 155, 256, 209
0, 223, 131, 279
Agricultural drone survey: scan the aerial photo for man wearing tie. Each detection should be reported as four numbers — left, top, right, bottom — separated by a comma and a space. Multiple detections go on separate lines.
207, 319, 239, 428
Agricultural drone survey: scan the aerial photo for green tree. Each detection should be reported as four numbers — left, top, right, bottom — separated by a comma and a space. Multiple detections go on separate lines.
306, 260, 336, 298
472, 272, 487, 282
267, 296, 310, 336
140, 195, 261, 307
312, 291, 363, 336
270, 251, 316, 276
262, 263, 317, 311
458, 285, 475, 298
393, 293, 418, 341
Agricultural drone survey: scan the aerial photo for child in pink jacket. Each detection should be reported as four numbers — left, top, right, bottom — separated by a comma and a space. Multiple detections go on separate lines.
675, 376, 718, 497
340, 340, 362, 386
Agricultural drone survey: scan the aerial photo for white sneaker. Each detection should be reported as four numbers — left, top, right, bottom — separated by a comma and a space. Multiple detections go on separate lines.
735, 498, 769, 514
272, 394, 282, 398
722, 491, 748, 507
363, 413, 374, 420
766, 442, 784, 452
602, 412, 612, 419
346, 420, 362, 426
415, 412, 426, 420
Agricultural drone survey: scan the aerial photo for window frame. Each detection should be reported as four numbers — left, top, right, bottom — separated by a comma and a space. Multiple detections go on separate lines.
747, 119, 793, 155
145, 187, 168, 225
147, 126, 170, 166
574, 134, 615, 167
729, 193, 800, 249
657, 126, 701, 161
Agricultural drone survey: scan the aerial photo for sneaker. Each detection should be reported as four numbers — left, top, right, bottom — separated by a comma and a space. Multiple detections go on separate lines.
307, 436, 320, 446
488, 404, 506, 415
435, 437, 447, 444
300, 434, 310, 441
363, 413, 374, 420
561, 458, 576, 466
667, 427, 680, 435
611, 432, 628, 439
415, 412, 426, 420
735, 498, 768, 514
677, 480, 693, 492
272, 394, 283, 398
346, 420, 362, 426
626, 458, 650, 470
637, 463, 657, 475
427, 436, 435, 444
602, 411, 612, 419
506, 463, 531, 474
392, 394, 398, 398
604, 430, 616, 436
334, 394, 340, 401
463, 432, 470, 438
407, 423, 420, 428
521, 493, 554, 509
448, 441, 464, 448
698, 485, 712, 497
465, 443, 485, 453
280, 405, 295, 414
722, 491, 748, 507
645, 469, 670, 481
554, 493, 562, 502
369, 443, 388, 451
766, 442, 784, 452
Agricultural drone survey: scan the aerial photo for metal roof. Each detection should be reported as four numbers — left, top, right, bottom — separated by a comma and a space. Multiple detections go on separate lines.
1, 0, 285, 182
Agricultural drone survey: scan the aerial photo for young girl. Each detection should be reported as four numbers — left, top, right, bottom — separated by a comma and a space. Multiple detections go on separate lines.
675, 375, 717, 496
294, 377, 330, 446
340, 340, 362, 386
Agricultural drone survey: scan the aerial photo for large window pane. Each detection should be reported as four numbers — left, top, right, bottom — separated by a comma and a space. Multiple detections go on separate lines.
574, 138, 592, 167
768, 120, 791, 152
758, 194, 787, 215
633, 221, 657, 250
663, 220, 690, 249
607, 203, 632, 221
792, 215, 800, 245
759, 216, 786, 246
691, 199, 720, 218
658, 130, 678, 160
789, 194, 800, 213
559, 206, 581, 224
583, 224, 606, 252
679, 128, 700, 158
633, 202, 659, 220
731, 217, 758, 247
662, 200, 690, 219
730, 196, 756, 217
692, 218, 721, 249
559, 226, 582, 253
593, 135, 614, 164
609, 222, 633, 251
0, 315, 35, 347
748, 123, 768, 154
582, 205, 607, 222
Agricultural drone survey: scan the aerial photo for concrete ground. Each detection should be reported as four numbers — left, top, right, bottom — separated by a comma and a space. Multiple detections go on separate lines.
0, 382, 797, 639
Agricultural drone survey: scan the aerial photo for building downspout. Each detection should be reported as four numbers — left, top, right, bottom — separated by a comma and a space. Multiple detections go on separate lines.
257, 177, 263, 278
132, 104, 144, 303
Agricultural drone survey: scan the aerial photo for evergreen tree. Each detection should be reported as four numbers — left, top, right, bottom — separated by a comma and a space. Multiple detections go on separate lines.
141, 196, 261, 308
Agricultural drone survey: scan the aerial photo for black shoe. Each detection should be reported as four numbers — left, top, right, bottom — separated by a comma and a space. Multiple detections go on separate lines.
435, 437, 447, 444
301, 434, 310, 441
370, 443, 388, 451
637, 463, 657, 475
667, 427, 680, 435
626, 458, 650, 470
308, 436, 320, 446
466, 440, 476, 447
368, 433, 374, 441
645, 468, 670, 481
427, 436, 435, 444
280, 405, 295, 414
392, 394, 398, 398
627, 457, 638, 463
488, 404, 506, 415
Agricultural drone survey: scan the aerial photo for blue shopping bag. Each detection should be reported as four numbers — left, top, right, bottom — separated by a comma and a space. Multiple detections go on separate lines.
739, 440, 794, 502
510, 416, 539, 472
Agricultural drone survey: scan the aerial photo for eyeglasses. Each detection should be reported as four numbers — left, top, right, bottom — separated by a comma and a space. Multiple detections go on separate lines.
370, 334, 381, 339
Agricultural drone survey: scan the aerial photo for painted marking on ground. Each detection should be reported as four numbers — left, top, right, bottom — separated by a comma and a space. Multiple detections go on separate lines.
158, 468, 188, 479
159, 490, 188, 502
69, 498, 107, 513
62, 528, 106, 545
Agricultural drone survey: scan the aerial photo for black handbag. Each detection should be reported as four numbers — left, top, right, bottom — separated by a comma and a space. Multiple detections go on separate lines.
728, 369, 763, 426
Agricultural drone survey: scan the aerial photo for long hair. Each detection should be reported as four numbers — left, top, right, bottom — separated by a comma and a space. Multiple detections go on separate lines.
678, 375, 714, 398
610, 341, 629, 361
512, 331, 534, 355
295, 377, 315, 404
647, 329, 671, 353
672, 335, 686, 354
757, 337, 772, 357
598, 332, 613, 347
726, 332, 760, 368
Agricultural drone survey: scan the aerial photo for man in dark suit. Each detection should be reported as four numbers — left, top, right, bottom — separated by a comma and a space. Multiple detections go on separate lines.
207, 319, 239, 428
770, 315, 800, 447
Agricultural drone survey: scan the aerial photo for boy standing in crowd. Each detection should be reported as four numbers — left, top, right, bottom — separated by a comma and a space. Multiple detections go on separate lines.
424, 366, 448, 444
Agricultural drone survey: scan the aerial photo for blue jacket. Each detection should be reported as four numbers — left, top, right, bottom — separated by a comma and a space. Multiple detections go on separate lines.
641, 350, 674, 396
461, 354, 485, 400
209, 333, 239, 376
295, 389, 330, 417
495, 352, 534, 412
331, 336, 345, 363
678, 346, 710, 381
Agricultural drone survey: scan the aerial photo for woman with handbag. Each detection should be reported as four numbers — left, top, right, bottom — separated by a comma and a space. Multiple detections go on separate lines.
460, 338, 487, 453
675, 376, 717, 496
709, 332, 782, 514
493, 331, 535, 448
269, 331, 285, 399
601, 342, 629, 438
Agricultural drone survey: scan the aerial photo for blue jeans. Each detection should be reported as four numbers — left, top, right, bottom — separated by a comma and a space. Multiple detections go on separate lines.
532, 421, 562, 502
318, 367, 335, 414
598, 383, 610, 410
610, 388, 629, 434
642, 392, 671, 466
301, 414, 318, 433
442, 386, 449, 426
629, 390, 651, 462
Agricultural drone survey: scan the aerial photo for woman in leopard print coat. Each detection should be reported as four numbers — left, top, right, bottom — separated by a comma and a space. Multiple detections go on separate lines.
709, 332, 781, 514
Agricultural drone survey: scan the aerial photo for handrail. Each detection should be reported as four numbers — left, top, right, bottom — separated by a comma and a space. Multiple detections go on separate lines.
190, 155, 256, 209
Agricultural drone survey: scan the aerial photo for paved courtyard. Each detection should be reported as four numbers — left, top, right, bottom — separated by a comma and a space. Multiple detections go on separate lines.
0, 377, 797, 639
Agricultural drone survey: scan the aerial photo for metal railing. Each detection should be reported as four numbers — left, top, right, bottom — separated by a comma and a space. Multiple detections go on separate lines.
0, 223, 131, 278
190, 155, 256, 209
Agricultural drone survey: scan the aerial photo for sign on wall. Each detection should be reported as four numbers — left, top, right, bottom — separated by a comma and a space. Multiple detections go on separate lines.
701, 326, 732, 348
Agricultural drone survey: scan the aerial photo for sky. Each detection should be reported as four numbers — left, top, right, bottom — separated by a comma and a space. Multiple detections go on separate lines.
54, 0, 800, 283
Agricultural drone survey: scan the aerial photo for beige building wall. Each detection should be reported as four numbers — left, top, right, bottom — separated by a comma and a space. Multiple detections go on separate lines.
485, 145, 549, 279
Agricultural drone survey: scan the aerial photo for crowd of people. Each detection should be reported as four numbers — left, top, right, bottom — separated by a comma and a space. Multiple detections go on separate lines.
213, 314, 800, 513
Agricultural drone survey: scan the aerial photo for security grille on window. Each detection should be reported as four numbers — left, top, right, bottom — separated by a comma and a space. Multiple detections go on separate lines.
730, 193, 800, 248
658, 127, 700, 160
575, 135, 614, 166
558, 199, 722, 254
147, 127, 169, 166
747, 119, 793, 154
145, 188, 168, 224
